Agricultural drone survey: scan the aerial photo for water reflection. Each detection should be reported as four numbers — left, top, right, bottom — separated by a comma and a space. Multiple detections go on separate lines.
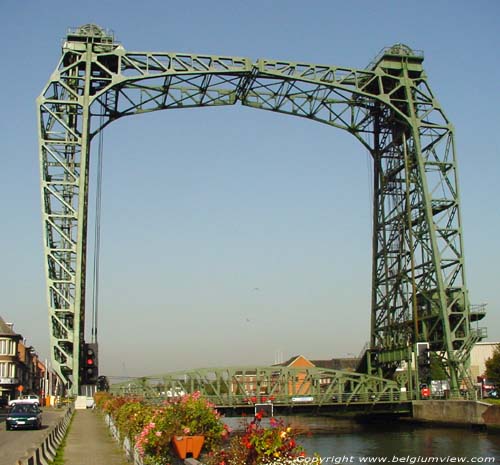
222, 416, 500, 461
299, 424, 500, 462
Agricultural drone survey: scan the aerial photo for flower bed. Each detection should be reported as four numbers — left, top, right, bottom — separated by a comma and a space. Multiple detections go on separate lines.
205, 411, 307, 465
95, 391, 225, 464
94, 392, 311, 464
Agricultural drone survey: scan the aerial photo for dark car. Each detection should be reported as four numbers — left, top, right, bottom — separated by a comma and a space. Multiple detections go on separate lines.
6, 402, 42, 430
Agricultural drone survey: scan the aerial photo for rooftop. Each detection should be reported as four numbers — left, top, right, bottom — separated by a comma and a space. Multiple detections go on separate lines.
0, 315, 20, 338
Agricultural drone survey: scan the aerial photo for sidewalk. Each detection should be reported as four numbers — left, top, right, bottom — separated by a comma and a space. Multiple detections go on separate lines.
64, 409, 130, 465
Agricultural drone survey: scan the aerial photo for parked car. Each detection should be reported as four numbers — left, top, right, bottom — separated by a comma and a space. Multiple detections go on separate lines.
477, 377, 496, 396
6, 402, 42, 430
487, 389, 499, 399
8, 394, 40, 407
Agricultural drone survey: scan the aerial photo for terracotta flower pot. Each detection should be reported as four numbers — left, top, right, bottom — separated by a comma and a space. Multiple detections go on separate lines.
171, 435, 205, 459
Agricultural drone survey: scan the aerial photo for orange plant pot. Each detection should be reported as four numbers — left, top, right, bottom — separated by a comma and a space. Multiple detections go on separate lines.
171, 435, 205, 459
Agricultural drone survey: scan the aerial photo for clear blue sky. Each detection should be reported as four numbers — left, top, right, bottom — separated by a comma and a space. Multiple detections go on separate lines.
1, 0, 498, 377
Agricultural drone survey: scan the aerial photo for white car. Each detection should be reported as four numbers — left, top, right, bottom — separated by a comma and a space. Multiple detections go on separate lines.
8, 394, 40, 407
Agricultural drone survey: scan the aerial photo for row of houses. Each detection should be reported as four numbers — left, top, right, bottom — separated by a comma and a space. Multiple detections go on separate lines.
0, 315, 58, 404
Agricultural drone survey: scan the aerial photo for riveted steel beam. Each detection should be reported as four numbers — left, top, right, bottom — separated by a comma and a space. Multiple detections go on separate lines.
109, 366, 403, 408
38, 27, 475, 396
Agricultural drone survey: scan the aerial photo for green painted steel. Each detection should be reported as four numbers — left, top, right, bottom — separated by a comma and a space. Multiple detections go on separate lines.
37, 25, 482, 396
110, 366, 404, 409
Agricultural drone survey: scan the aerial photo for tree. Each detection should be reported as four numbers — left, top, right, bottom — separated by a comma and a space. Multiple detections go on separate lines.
484, 344, 500, 385
430, 353, 448, 380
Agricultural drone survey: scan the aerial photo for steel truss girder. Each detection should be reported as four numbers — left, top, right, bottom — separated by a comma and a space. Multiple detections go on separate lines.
110, 366, 401, 407
38, 26, 472, 395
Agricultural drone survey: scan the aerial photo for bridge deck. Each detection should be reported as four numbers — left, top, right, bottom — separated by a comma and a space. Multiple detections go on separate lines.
215, 400, 413, 416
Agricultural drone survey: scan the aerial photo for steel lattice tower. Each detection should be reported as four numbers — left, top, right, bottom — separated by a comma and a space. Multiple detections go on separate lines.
38, 25, 481, 395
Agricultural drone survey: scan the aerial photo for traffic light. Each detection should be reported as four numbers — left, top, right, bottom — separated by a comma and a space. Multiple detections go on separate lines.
417, 342, 431, 384
417, 343, 431, 366
82, 343, 98, 384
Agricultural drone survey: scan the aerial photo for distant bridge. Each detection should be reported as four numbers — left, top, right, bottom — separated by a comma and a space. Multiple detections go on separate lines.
110, 366, 411, 415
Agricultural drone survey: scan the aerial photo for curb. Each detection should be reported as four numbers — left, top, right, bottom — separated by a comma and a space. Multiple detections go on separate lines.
14, 406, 74, 465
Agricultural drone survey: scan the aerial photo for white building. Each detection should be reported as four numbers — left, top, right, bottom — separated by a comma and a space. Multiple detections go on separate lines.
470, 342, 499, 380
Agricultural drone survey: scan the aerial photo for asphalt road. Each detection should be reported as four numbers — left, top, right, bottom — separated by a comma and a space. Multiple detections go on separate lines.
0, 407, 68, 465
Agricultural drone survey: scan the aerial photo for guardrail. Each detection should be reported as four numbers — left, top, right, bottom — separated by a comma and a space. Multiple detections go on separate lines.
203, 390, 407, 407
14, 406, 74, 465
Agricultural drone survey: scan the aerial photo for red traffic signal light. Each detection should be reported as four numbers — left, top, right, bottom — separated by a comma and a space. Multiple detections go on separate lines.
85, 347, 95, 365
82, 343, 98, 385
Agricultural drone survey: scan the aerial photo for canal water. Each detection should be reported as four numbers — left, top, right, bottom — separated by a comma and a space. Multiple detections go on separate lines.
297, 422, 500, 463
224, 417, 500, 462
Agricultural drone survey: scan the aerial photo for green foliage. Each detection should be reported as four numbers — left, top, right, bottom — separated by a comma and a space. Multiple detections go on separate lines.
485, 344, 500, 385
114, 400, 154, 441
430, 353, 448, 380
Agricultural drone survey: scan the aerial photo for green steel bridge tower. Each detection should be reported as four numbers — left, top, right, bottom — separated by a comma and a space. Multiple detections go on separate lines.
37, 25, 483, 396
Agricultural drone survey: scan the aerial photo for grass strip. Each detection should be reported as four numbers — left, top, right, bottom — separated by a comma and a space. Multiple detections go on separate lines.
49, 411, 75, 465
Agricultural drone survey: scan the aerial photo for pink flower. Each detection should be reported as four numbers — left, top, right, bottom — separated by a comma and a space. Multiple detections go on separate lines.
183, 427, 191, 434
155, 431, 162, 437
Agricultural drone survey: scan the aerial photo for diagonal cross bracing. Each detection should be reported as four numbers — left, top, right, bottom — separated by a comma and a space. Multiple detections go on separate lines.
37, 25, 475, 396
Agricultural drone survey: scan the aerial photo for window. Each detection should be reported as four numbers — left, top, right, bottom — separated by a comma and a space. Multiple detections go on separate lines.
0, 362, 16, 378
0, 338, 16, 356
